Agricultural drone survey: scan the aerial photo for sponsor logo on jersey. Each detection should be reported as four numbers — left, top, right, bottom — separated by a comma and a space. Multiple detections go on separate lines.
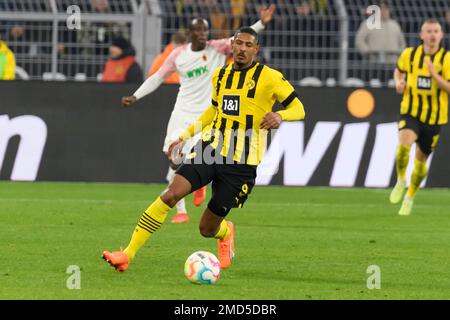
222, 95, 240, 116
417, 76, 431, 90
186, 65, 208, 78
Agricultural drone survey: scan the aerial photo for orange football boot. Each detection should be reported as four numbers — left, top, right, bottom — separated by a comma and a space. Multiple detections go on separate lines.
218, 221, 235, 269
171, 212, 189, 223
102, 250, 129, 272
193, 186, 207, 206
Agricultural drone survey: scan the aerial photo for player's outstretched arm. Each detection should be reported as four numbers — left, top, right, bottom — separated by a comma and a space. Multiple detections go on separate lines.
121, 46, 182, 108
121, 95, 137, 108
259, 4, 276, 26
249, 4, 275, 33
121, 73, 165, 108
210, 4, 275, 55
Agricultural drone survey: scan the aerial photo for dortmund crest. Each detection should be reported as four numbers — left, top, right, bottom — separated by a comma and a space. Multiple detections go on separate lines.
246, 79, 255, 90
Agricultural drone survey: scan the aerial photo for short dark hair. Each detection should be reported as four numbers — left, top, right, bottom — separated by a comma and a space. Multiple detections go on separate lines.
421, 18, 442, 30
422, 18, 441, 25
234, 27, 259, 44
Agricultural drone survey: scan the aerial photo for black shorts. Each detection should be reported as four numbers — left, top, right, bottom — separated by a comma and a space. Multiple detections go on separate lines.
176, 141, 257, 217
398, 115, 441, 155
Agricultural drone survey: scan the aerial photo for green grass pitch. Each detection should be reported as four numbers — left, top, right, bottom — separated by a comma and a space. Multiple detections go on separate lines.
1, 181, 449, 299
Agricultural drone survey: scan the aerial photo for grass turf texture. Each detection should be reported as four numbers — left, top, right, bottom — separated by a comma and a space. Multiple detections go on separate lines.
0, 181, 449, 300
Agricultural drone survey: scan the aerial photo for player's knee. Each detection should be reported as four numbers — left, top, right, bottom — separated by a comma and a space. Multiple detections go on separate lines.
199, 223, 216, 238
161, 187, 183, 207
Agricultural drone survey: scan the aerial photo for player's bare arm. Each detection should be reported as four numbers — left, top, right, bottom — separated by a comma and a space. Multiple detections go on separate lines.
425, 59, 450, 94
394, 68, 406, 94
121, 95, 137, 108
259, 4, 276, 25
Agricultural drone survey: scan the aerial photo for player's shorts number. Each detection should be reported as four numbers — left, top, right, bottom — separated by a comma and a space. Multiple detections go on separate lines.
431, 134, 440, 150
235, 184, 250, 208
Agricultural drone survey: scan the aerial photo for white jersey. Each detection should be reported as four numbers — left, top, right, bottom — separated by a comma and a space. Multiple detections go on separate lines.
132, 20, 265, 117
157, 40, 230, 114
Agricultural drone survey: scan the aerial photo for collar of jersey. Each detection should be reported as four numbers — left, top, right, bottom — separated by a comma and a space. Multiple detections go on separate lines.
231, 61, 257, 72
188, 43, 205, 53
419, 44, 443, 58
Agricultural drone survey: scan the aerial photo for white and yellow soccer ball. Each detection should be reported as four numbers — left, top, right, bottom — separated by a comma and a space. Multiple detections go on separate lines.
184, 251, 221, 284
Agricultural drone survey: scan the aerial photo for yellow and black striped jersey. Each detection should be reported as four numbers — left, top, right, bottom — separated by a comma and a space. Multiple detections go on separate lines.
397, 45, 450, 125
180, 62, 305, 165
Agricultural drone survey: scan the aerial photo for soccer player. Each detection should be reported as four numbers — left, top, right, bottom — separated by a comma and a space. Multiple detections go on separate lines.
390, 18, 450, 215
103, 27, 306, 272
121, 6, 276, 224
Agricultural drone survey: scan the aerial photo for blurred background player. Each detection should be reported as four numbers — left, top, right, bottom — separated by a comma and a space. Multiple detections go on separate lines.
103, 26, 305, 272
390, 18, 450, 215
120, 5, 276, 224
147, 32, 187, 84
0, 35, 16, 80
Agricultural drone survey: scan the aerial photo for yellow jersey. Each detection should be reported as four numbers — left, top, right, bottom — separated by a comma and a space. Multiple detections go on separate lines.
0, 40, 16, 80
180, 62, 305, 165
397, 45, 450, 125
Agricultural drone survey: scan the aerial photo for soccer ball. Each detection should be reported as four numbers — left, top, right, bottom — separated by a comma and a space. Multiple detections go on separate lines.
184, 251, 221, 284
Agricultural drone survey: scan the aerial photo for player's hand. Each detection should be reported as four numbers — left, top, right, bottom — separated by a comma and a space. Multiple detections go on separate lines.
121, 95, 137, 108
259, 4, 276, 25
167, 138, 186, 164
260, 112, 282, 129
424, 58, 436, 76
395, 78, 406, 94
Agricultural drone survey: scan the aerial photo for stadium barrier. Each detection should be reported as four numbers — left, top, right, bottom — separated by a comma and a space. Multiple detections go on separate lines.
1, 81, 449, 187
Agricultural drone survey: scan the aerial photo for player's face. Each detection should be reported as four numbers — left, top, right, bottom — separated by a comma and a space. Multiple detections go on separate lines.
189, 22, 209, 48
231, 33, 259, 67
420, 22, 443, 48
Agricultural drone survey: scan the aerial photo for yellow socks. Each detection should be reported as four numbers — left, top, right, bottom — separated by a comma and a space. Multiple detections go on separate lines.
406, 159, 427, 199
396, 144, 411, 181
123, 197, 171, 261
214, 220, 230, 240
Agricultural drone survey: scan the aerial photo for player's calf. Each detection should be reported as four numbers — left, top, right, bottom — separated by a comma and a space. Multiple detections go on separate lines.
199, 223, 218, 238
199, 206, 228, 238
